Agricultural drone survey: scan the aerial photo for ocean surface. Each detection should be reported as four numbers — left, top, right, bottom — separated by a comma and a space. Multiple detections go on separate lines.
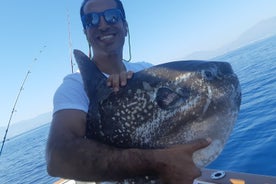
0, 35, 275, 183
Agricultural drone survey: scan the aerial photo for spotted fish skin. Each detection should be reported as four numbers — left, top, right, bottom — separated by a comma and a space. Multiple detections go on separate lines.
74, 49, 241, 169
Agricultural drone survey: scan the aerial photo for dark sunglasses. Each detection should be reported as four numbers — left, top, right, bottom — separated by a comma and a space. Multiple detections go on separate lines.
82, 8, 125, 29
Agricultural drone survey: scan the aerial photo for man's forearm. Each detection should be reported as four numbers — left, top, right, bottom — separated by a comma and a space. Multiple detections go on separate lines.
46, 137, 157, 182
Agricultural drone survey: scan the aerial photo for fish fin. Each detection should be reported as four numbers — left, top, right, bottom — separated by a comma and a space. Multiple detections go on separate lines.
73, 49, 106, 99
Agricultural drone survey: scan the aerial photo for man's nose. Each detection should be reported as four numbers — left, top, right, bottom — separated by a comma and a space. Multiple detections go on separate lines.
98, 16, 110, 30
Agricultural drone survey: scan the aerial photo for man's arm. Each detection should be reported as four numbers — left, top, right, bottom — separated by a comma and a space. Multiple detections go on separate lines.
46, 109, 210, 183
46, 109, 156, 181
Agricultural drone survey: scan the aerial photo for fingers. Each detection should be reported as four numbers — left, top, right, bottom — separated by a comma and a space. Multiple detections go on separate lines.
120, 72, 127, 86
187, 138, 212, 153
120, 71, 134, 86
107, 71, 134, 92
110, 74, 120, 92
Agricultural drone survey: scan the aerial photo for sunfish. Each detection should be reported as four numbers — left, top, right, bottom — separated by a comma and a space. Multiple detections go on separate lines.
74, 49, 241, 182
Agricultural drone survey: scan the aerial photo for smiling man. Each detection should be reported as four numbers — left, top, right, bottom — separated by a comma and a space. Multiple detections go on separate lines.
45, 0, 210, 183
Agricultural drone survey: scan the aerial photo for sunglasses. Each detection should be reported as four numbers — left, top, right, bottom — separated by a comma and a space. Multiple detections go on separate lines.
82, 8, 125, 29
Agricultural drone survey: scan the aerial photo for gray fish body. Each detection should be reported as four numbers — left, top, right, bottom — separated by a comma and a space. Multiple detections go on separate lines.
74, 50, 241, 169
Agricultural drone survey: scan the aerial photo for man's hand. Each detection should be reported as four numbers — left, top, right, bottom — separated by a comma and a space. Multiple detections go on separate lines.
153, 138, 211, 184
107, 71, 134, 92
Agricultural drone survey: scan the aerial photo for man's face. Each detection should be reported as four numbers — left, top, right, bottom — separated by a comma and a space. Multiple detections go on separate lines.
83, 0, 127, 56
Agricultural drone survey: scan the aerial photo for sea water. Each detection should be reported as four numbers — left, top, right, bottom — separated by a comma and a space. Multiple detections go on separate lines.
0, 36, 275, 183
207, 35, 276, 175
0, 124, 57, 183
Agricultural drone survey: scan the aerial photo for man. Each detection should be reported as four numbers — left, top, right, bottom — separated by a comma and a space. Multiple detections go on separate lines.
46, 0, 210, 183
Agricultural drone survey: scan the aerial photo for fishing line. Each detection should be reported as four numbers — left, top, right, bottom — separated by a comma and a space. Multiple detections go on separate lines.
126, 28, 132, 62
0, 46, 46, 157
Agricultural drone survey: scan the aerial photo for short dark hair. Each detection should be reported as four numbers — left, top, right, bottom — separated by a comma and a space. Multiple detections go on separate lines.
80, 0, 126, 22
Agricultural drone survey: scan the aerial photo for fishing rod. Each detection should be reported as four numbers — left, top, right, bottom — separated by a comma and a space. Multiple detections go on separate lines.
0, 46, 46, 157
67, 8, 74, 73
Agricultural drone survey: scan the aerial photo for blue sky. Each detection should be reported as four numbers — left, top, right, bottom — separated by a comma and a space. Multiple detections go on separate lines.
1, 0, 276, 128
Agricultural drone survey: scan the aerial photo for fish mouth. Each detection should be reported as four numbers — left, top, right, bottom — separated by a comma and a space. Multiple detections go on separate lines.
156, 87, 191, 110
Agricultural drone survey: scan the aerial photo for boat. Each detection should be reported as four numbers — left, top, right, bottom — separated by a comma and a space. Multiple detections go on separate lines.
195, 169, 276, 184
54, 168, 276, 184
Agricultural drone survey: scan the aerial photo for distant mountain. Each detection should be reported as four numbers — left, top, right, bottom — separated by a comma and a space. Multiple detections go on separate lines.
184, 16, 276, 59
0, 112, 52, 139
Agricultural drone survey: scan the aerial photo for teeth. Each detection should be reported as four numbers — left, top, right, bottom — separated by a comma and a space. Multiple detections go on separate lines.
100, 35, 114, 41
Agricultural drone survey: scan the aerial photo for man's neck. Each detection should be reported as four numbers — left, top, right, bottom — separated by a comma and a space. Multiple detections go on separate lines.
93, 53, 125, 75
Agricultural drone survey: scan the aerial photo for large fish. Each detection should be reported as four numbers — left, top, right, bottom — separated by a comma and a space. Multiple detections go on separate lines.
74, 49, 241, 182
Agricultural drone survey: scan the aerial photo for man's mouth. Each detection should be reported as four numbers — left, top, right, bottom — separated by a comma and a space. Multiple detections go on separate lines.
99, 34, 116, 41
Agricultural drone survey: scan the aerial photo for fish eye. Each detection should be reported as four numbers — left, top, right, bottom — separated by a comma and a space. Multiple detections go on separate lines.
203, 70, 215, 80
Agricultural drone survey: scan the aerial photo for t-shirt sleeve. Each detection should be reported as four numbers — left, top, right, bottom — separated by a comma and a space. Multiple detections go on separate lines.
53, 73, 89, 114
